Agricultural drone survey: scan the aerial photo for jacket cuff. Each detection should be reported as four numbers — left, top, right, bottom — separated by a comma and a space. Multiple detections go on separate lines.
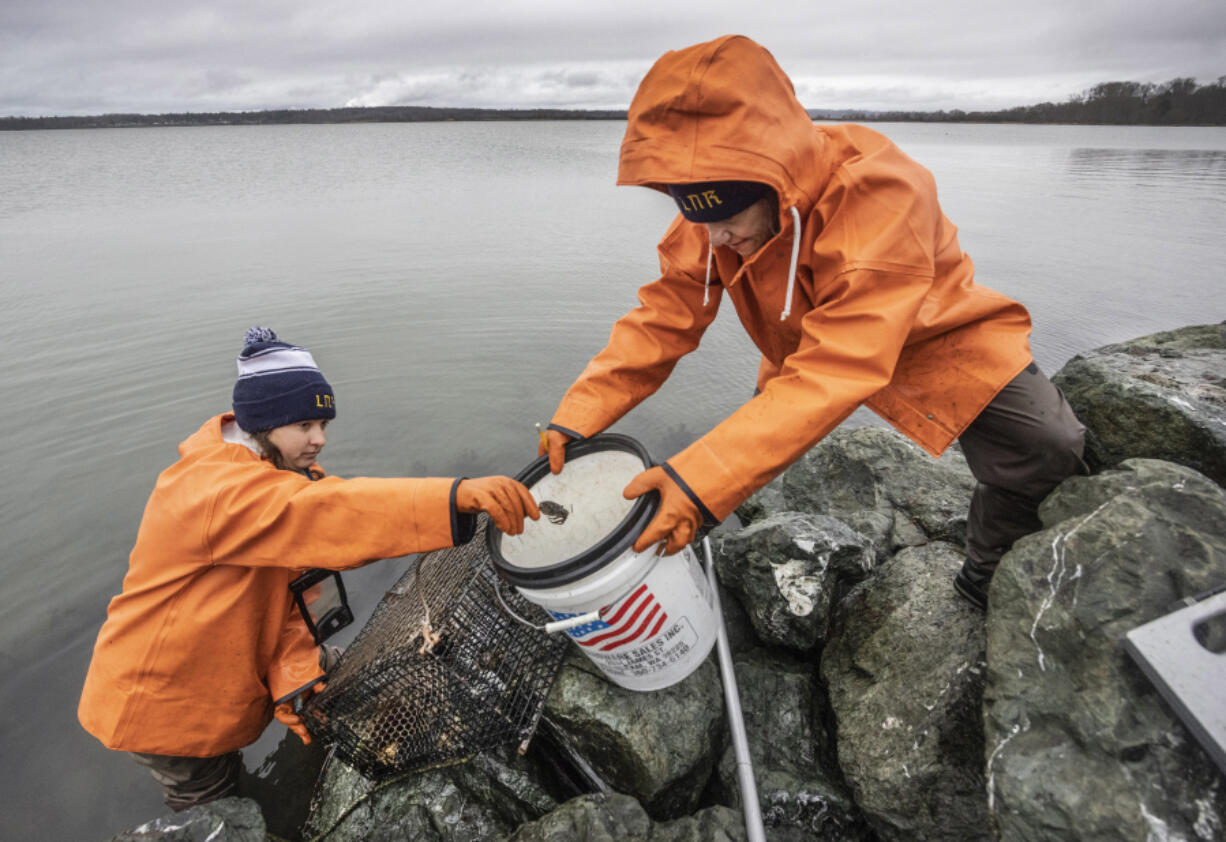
449, 478, 478, 545
273, 673, 328, 706
550, 394, 614, 440
546, 423, 585, 440
661, 462, 719, 526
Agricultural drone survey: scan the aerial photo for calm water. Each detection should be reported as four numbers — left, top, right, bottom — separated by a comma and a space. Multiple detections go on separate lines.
2, 120, 1224, 839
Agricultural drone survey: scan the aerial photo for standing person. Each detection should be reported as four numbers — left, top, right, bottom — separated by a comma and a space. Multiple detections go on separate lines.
79, 326, 539, 811
539, 35, 1086, 610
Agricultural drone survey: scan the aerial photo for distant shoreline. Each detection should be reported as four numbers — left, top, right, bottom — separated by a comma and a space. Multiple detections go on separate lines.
0, 106, 630, 130
3, 87, 1225, 131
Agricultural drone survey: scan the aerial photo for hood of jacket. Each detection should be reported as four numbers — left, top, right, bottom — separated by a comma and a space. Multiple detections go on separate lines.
181, 413, 324, 477
178, 413, 229, 454
617, 35, 831, 221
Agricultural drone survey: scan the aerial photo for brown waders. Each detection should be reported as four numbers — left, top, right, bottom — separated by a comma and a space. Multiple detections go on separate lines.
129, 751, 243, 812
954, 361, 1089, 608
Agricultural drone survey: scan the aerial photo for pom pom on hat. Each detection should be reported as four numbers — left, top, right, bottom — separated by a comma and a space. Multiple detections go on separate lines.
667, 180, 773, 223
232, 326, 336, 432
243, 325, 278, 345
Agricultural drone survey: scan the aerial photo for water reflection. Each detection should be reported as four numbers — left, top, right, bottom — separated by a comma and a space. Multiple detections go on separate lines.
1065, 147, 1226, 194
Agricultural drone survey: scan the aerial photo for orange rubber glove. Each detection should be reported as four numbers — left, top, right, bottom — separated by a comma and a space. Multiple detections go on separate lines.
274, 681, 326, 745
623, 466, 703, 556
456, 476, 540, 535
538, 429, 573, 475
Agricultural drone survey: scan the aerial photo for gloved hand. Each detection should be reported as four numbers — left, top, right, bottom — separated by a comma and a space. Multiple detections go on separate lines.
274, 681, 325, 745
538, 429, 573, 475
623, 466, 702, 555
456, 476, 540, 535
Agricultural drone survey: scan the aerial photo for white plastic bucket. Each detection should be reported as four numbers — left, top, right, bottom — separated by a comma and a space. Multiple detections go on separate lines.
487, 434, 718, 692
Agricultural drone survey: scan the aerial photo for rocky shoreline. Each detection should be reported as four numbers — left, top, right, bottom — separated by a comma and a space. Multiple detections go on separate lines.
110, 322, 1226, 842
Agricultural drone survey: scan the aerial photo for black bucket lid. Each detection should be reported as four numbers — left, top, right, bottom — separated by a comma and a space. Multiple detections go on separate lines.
486, 433, 659, 589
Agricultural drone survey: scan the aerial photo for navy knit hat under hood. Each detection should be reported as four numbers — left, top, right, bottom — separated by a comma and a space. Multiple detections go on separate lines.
232, 326, 336, 433
667, 180, 773, 223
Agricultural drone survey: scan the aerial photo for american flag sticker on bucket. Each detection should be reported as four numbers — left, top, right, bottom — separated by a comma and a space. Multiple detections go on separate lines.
551, 585, 669, 652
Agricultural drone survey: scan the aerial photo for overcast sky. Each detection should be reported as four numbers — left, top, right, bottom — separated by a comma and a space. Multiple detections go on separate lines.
2, 0, 1224, 117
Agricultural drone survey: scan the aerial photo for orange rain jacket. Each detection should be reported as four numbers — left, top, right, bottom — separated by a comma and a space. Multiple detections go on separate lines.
79, 413, 474, 757
549, 35, 1033, 523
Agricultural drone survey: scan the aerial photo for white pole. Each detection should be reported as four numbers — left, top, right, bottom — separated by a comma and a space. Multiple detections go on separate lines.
542, 610, 602, 634
703, 536, 766, 842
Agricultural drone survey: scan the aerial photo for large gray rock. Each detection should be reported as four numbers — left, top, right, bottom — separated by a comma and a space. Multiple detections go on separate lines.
449, 746, 562, 828
542, 652, 724, 819
714, 513, 873, 651
301, 742, 558, 842
743, 427, 975, 564
502, 793, 747, 842
711, 648, 869, 841
821, 542, 991, 842
984, 459, 1226, 842
110, 798, 266, 842
1052, 321, 1226, 485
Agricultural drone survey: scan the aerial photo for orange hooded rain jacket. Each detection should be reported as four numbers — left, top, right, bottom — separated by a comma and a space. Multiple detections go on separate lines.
549, 35, 1034, 523
79, 413, 476, 757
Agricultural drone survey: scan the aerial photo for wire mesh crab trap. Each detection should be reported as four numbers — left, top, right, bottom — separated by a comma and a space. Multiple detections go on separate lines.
301, 516, 569, 780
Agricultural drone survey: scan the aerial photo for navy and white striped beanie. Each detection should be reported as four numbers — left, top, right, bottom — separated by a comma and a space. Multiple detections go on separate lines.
232, 326, 336, 433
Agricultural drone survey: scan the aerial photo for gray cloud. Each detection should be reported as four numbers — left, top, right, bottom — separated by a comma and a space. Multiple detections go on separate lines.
342, 63, 647, 109
2, 0, 1223, 116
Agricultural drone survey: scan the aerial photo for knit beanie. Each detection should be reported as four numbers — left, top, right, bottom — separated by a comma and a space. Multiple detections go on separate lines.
666, 180, 773, 223
232, 326, 336, 433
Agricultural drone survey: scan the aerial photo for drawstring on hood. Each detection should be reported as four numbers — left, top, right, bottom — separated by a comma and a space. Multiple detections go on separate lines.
781, 206, 802, 321
704, 245, 713, 307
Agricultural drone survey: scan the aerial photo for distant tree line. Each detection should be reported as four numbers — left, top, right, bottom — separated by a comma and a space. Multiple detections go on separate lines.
3, 76, 1224, 130
0, 105, 629, 130
844, 76, 1226, 126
